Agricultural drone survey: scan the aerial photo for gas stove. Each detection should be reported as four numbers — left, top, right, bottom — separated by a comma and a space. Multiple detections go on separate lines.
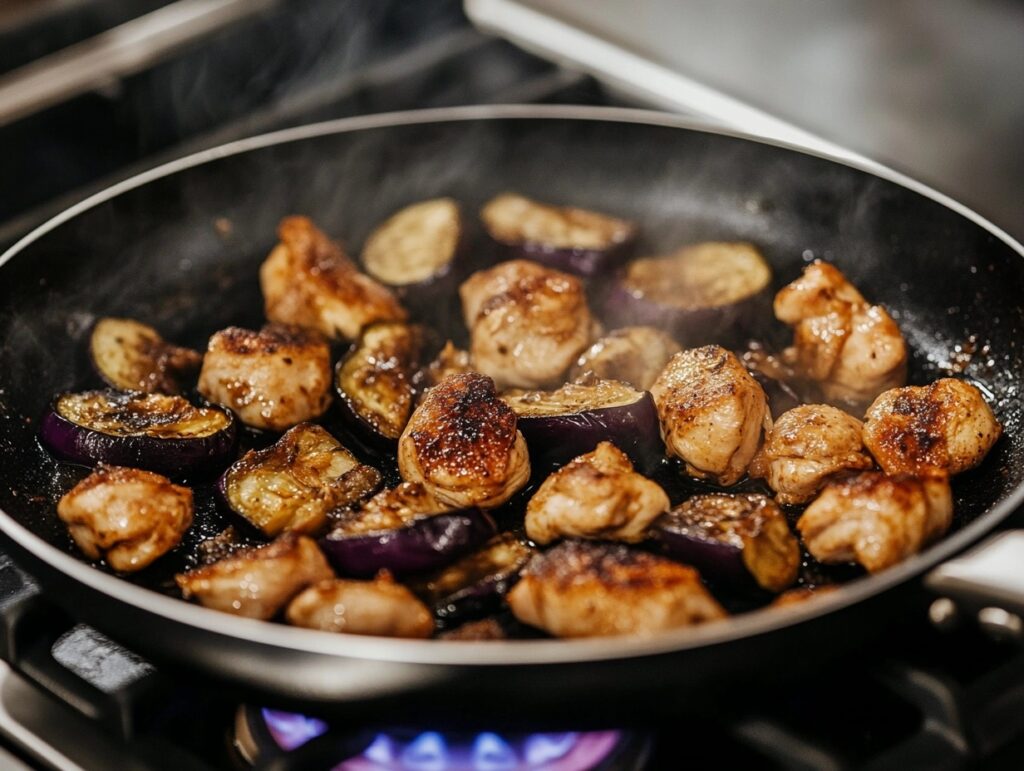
3, 2, 1024, 770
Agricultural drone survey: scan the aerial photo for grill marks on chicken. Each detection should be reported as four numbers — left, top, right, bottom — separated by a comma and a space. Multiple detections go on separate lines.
526, 442, 669, 544
507, 540, 726, 638
260, 216, 406, 341
175, 533, 334, 619
651, 346, 770, 486
459, 260, 597, 389
775, 261, 907, 410
286, 575, 434, 638
570, 326, 682, 390
797, 471, 953, 573
863, 378, 1002, 476
398, 373, 530, 509
198, 324, 332, 431
750, 404, 874, 504
57, 465, 193, 572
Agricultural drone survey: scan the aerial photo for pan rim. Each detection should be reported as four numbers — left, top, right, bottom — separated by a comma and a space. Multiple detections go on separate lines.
1, 103, 1022, 667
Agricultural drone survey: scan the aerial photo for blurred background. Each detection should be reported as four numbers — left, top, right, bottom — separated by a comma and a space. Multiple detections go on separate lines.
1, 0, 1021, 250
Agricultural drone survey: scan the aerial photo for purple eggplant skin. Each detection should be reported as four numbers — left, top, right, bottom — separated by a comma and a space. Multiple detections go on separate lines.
652, 494, 799, 593
38, 395, 237, 479
603, 280, 772, 350
333, 323, 434, 452
412, 534, 534, 626
486, 233, 635, 279
602, 242, 773, 348
512, 391, 664, 476
480, 193, 637, 279
319, 509, 497, 578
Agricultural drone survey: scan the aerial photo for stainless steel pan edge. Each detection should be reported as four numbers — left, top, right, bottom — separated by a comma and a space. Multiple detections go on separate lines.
1, 104, 1023, 673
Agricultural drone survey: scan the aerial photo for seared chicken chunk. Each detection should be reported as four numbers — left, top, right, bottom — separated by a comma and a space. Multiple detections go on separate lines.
398, 373, 530, 509
459, 260, 597, 389
57, 465, 192, 572
260, 216, 406, 340
459, 258, 551, 326
507, 540, 726, 638
198, 324, 332, 431
863, 378, 1002, 476
797, 471, 953, 573
525, 441, 669, 544
286, 575, 433, 638
569, 326, 682, 390
650, 346, 770, 486
750, 404, 874, 504
175, 533, 333, 619
775, 261, 907, 409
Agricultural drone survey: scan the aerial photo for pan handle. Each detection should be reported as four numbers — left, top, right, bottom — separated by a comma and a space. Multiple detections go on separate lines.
925, 531, 1024, 642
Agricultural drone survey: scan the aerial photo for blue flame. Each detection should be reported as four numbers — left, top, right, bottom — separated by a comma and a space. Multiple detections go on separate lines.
472, 732, 516, 770
260, 708, 620, 769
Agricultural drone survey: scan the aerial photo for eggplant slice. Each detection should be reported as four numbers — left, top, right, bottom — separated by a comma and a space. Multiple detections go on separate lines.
501, 377, 663, 474
218, 423, 381, 537
606, 242, 772, 345
569, 326, 681, 391
90, 317, 202, 394
653, 493, 800, 593
481, 193, 635, 276
335, 322, 429, 448
410, 533, 534, 626
362, 198, 462, 287
40, 390, 236, 478
320, 482, 497, 577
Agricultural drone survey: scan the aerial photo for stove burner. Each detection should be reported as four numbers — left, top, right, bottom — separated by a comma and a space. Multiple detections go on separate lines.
236, 706, 642, 770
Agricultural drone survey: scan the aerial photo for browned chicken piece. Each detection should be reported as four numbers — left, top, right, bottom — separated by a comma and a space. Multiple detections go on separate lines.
175, 533, 334, 619
650, 346, 771, 486
525, 441, 669, 544
198, 324, 332, 431
775, 261, 907, 409
797, 470, 953, 573
398, 373, 530, 509
222, 423, 381, 537
459, 258, 553, 326
750, 404, 874, 504
260, 216, 406, 340
57, 465, 192, 573
569, 326, 682, 390
459, 259, 598, 389
770, 585, 841, 608
862, 378, 1002, 475
285, 575, 433, 638
507, 540, 726, 638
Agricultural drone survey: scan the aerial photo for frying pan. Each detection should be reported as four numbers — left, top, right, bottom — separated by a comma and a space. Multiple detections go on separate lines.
1, 105, 1023, 725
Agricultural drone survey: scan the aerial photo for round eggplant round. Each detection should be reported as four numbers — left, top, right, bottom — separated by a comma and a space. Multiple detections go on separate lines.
334, 322, 429, 450
502, 378, 663, 475
320, 507, 497, 578
361, 198, 465, 329
604, 242, 772, 347
411, 533, 534, 626
89, 317, 202, 394
40, 390, 237, 478
481, 193, 636, 277
653, 493, 799, 593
